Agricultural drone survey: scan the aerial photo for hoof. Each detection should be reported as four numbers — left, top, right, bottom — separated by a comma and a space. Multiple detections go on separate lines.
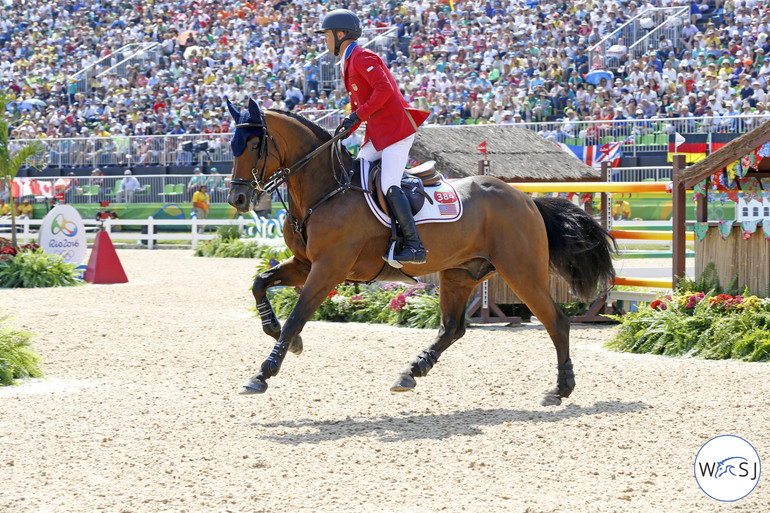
288, 335, 303, 355
539, 393, 562, 407
390, 374, 416, 392
239, 378, 268, 395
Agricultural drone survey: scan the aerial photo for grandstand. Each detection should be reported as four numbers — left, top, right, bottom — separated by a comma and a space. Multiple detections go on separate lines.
2, 0, 769, 181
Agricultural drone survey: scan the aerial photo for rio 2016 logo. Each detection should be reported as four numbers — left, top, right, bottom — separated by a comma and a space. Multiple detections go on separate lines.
695, 435, 761, 502
51, 214, 78, 237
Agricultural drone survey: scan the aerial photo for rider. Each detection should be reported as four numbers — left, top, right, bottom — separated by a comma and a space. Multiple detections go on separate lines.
316, 9, 430, 265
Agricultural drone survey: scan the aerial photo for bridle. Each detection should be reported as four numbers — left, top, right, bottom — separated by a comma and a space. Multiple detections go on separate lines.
228, 121, 280, 194
229, 120, 366, 243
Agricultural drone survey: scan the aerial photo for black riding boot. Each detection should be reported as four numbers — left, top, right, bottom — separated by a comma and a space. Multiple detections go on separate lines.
384, 186, 426, 264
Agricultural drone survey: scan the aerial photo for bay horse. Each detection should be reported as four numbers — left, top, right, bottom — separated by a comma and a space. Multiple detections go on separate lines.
227, 98, 615, 406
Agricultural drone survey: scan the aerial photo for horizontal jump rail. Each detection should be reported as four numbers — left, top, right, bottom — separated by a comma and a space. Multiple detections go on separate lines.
612, 276, 673, 288
611, 230, 694, 241
509, 182, 670, 193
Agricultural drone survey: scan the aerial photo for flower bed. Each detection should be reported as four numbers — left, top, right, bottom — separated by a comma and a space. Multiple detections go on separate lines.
0, 238, 39, 258
607, 291, 770, 361
267, 281, 442, 329
0, 238, 82, 288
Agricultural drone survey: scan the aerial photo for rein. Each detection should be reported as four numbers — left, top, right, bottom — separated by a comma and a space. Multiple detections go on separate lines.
232, 124, 367, 244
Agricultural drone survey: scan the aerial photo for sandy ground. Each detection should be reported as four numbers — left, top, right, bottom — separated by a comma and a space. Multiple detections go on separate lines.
0, 250, 766, 513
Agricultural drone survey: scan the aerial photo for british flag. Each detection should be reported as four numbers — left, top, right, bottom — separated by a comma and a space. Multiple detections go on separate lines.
558, 141, 622, 169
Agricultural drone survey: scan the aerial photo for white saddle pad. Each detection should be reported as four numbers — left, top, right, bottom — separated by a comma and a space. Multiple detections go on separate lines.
361, 163, 464, 227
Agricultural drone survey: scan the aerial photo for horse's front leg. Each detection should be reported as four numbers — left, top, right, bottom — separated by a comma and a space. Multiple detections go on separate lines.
240, 259, 350, 395
253, 256, 310, 354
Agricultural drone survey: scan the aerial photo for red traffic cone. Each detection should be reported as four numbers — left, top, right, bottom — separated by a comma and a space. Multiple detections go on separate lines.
84, 231, 128, 284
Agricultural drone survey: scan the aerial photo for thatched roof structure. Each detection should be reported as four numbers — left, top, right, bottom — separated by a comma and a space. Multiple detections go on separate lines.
680, 119, 770, 187
413, 125, 600, 181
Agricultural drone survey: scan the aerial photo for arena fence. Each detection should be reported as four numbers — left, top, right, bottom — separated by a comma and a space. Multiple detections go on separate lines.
2, 214, 283, 249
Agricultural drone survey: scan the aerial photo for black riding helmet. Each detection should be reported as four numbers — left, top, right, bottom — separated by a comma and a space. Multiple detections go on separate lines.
315, 9, 362, 57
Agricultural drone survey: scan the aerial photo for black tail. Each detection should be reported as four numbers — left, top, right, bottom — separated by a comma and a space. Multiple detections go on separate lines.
533, 197, 617, 301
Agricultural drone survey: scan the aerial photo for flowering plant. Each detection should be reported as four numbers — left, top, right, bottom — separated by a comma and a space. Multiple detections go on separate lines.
607, 290, 770, 361
266, 281, 441, 329
0, 238, 39, 260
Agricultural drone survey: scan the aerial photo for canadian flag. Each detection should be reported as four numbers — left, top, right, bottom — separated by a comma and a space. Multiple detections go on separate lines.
11, 178, 56, 198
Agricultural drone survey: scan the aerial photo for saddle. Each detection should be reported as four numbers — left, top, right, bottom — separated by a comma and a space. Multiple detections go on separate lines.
353, 159, 441, 216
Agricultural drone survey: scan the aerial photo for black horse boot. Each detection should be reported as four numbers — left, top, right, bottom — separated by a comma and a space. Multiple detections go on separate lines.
384, 186, 426, 264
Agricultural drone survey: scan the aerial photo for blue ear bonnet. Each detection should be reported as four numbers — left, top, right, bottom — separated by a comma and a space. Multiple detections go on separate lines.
229, 100, 265, 157
231, 124, 263, 157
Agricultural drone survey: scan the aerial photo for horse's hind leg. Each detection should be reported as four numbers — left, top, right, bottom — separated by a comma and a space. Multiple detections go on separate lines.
498, 271, 573, 406
252, 256, 310, 355
391, 269, 477, 392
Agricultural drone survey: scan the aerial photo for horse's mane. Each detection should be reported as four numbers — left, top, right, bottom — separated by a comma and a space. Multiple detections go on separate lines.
268, 109, 332, 143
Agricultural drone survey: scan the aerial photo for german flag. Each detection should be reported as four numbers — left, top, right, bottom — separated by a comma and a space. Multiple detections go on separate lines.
667, 133, 707, 163
710, 132, 739, 153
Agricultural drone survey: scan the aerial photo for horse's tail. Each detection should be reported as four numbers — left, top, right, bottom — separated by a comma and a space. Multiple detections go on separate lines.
533, 197, 617, 301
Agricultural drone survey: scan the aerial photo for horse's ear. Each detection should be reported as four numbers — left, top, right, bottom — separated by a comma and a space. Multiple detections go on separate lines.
226, 99, 240, 122
248, 97, 262, 121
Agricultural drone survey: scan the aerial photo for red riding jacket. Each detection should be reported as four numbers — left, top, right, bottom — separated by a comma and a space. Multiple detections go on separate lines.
342, 44, 429, 151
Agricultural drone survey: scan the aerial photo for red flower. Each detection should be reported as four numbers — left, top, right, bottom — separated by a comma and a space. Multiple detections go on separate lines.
650, 300, 667, 311
328, 290, 338, 298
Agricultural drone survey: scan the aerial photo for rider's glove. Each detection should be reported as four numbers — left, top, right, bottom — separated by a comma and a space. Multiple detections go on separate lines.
335, 111, 359, 136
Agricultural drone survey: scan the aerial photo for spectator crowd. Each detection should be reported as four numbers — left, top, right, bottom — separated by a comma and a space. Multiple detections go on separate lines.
2, 0, 770, 146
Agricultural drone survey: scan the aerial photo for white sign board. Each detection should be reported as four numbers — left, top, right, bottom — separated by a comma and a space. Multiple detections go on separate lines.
38, 205, 88, 265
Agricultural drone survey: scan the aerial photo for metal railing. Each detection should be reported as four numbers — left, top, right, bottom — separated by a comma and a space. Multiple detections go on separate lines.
315, 27, 399, 95
610, 167, 672, 182
95, 42, 161, 82
627, 7, 688, 64
70, 43, 159, 95
428, 114, 767, 154
11, 174, 230, 205
588, 7, 688, 71
11, 114, 767, 171
10, 174, 291, 206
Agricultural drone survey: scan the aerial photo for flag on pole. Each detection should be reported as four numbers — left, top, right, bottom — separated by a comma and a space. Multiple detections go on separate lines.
674, 132, 686, 150
476, 140, 487, 157
667, 133, 707, 163
558, 141, 622, 169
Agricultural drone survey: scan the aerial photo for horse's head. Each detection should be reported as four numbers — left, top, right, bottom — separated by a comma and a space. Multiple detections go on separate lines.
227, 97, 278, 213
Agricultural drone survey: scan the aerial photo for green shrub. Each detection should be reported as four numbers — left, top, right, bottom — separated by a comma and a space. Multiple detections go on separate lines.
0, 313, 42, 385
194, 234, 283, 259
0, 250, 83, 288
606, 292, 770, 361
265, 281, 443, 329
254, 246, 294, 275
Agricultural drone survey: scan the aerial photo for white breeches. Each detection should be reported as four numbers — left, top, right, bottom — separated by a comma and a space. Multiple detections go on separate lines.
358, 133, 416, 192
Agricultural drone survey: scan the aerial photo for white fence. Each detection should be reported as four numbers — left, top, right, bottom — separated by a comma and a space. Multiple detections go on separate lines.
1, 213, 287, 249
